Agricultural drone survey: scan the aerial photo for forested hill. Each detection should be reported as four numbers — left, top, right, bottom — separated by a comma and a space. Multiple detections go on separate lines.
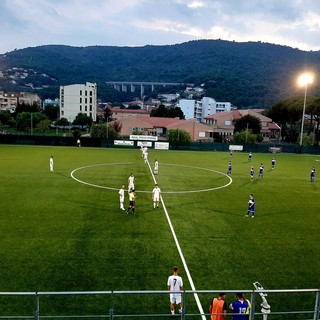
1, 39, 320, 108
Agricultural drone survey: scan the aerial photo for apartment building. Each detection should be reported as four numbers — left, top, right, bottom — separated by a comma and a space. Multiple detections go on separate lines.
0, 91, 41, 113
179, 97, 232, 123
60, 82, 97, 122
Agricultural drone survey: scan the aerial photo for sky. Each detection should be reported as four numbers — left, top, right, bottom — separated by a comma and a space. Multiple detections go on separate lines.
1, 0, 320, 54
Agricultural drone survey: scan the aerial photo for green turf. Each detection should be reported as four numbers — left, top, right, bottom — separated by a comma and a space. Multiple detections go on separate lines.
0, 145, 319, 317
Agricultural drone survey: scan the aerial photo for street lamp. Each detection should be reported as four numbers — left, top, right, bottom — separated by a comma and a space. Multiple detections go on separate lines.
298, 73, 314, 146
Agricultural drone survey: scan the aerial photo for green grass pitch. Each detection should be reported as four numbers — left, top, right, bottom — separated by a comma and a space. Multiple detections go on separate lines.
0, 144, 319, 317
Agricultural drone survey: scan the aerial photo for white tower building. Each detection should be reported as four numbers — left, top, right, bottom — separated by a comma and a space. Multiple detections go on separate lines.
60, 82, 97, 122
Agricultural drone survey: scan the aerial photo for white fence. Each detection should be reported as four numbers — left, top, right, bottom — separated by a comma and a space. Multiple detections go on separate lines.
0, 289, 319, 319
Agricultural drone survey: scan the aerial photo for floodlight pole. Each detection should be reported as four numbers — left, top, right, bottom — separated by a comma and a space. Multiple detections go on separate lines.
299, 82, 308, 146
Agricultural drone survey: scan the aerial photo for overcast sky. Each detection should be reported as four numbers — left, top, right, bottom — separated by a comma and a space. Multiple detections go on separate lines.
1, 0, 320, 54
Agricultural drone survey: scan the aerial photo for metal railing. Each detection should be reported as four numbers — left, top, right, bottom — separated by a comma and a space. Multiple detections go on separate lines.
0, 289, 319, 320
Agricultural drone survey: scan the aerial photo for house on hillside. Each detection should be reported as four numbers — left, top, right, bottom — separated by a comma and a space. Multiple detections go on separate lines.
204, 109, 281, 142
110, 108, 150, 120
110, 116, 212, 141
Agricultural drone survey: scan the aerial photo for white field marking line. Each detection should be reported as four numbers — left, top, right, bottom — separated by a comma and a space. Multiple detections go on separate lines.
70, 162, 232, 194
146, 159, 207, 320
70, 162, 140, 191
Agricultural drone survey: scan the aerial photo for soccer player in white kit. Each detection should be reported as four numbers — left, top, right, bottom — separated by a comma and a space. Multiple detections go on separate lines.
128, 173, 135, 192
152, 183, 161, 208
118, 185, 126, 210
167, 266, 183, 315
154, 159, 159, 175
49, 156, 54, 172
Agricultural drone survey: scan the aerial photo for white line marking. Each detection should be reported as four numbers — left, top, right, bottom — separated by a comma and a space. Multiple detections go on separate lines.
70, 160, 232, 319
70, 162, 232, 194
146, 159, 207, 320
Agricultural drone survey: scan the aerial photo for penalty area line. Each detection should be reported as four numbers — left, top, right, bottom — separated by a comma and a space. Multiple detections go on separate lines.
146, 159, 206, 320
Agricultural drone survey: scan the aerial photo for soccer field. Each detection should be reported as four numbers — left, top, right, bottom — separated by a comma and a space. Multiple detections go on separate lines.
0, 144, 319, 317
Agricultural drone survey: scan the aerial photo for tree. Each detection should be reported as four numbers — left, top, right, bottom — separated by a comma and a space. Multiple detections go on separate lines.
233, 130, 258, 144
16, 112, 46, 131
91, 123, 120, 139
36, 119, 51, 135
73, 113, 93, 128
150, 105, 184, 119
267, 96, 319, 143
0, 111, 15, 126
234, 114, 261, 134
43, 104, 59, 121
55, 117, 69, 126
15, 102, 39, 115
167, 129, 191, 143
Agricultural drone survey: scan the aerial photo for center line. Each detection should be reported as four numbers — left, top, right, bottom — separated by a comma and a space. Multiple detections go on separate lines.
146, 159, 206, 320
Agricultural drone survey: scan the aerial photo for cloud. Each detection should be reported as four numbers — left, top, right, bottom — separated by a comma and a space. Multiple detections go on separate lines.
0, 0, 320, 53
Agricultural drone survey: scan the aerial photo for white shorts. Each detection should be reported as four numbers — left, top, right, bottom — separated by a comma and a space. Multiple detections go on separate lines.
170, 293, 182, 305
153, 195, 160, 202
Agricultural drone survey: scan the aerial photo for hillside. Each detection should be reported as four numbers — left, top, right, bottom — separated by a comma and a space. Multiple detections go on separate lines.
0, 40, 320, 108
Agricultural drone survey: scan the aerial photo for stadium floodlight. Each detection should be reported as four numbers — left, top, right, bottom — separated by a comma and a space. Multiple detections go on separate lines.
253, 281, 271, 320
298, 73, 314, 146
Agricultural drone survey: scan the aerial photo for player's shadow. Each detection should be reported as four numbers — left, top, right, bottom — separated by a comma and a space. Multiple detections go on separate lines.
53, 171, 72, 178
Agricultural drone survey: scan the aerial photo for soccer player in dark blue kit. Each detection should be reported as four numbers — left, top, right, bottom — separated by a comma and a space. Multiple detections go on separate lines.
271, 158, 276, 169
248, 152, 252, 162
229, 293, 249, 320
227, 161, 232, 175
246, 194, 255, 218
311, 166, 316, 182
250, 166, 254, 181
258, 163, 264, 179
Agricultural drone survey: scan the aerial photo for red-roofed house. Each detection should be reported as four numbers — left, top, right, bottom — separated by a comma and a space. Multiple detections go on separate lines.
111, 107, 150, 120
204, 109, 280, 142
111, 116, 212, 141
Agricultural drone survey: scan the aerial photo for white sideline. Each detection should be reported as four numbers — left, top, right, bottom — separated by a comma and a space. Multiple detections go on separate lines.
146, 159, 207, 320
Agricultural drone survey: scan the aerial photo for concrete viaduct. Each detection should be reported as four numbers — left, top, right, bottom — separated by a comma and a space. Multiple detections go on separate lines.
105, 81, 194, 98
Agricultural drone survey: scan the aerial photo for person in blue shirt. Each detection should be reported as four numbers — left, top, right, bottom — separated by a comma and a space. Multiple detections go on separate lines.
227, 161, 232, 175
250, 166, 254, 181
229, 293, 249, 320
258, 163, 264, 179
310, 166, 316, 182
271, 158, 276, 169
246, 194, 255, 218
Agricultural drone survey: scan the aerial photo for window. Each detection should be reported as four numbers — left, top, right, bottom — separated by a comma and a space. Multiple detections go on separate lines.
225, 121, 231, 126
85, 98, 87, 103
90, 105, 92, 111
85, 106, 87, 112
80, 105, 82, 111
80, 90, 82, 95
80, 97, 82, 103
85, 90, 87, 96
90, 91, 92, 96
90, 97, 92, 103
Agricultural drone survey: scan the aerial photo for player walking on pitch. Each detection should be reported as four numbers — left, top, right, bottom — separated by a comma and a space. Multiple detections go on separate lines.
167, 266, 183, 315
154, 159, 159, 175
118, 185, 126, 211
128, 173, 135, 192
246, 194, 255, 218
250, 166, 254, 181
152, 183, 161, 208
49, 156, 54, 172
